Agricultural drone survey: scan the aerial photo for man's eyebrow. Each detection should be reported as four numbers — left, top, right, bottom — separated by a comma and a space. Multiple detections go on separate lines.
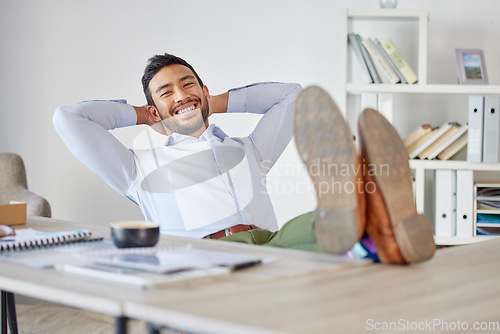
179, 75, 196, 82
155, 83, 171, 94
155, 75, 196, 94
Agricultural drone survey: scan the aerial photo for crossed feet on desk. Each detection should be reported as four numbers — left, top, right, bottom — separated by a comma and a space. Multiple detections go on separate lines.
294, 86, 436, 265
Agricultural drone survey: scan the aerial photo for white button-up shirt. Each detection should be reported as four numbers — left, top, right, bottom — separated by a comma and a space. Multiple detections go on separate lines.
53, 82, 302, 238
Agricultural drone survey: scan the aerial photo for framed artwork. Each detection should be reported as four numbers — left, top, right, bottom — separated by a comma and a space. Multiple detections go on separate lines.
455, 49, 488, 84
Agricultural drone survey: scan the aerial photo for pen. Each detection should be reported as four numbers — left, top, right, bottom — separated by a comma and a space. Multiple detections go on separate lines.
229, 259, 262, 271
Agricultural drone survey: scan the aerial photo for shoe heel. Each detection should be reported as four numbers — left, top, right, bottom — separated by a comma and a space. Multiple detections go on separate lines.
395, 213, 436, 263
315, 207, 360, 254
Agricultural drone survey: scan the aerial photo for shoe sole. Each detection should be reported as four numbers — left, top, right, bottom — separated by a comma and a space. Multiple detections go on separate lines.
294, 86, 361, 254
358, 108, 435, 263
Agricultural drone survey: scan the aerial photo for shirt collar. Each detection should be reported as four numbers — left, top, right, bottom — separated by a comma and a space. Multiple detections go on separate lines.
164, 124, 229, 146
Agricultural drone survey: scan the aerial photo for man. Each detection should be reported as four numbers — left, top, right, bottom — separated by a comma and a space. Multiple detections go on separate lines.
54, 53, 435, 264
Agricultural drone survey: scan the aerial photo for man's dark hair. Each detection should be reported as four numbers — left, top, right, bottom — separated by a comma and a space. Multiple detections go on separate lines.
141, 53, 204, 107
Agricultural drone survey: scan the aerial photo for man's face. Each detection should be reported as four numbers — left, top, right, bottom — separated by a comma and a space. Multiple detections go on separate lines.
148, 64, 209, 136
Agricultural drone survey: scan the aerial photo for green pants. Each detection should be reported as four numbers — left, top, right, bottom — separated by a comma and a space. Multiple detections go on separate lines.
216, 211, 324, 253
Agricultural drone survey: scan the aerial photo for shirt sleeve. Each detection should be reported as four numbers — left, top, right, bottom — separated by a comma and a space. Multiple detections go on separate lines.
53, 100, 138, 197
226, 82, 303, 171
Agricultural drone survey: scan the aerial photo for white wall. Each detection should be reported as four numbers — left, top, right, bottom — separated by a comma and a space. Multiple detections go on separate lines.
1, 0, 499, 227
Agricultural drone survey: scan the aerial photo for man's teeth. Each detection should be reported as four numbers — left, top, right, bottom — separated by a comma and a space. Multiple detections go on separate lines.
177, 105, 195, 114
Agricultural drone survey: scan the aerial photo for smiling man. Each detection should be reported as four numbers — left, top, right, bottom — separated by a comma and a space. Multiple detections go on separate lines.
54, 53, 436, 264
54, 53, 301, 240
143, 63, 211, 137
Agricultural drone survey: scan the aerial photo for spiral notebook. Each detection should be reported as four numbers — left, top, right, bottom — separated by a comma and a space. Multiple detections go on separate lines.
0, 228, 94, 251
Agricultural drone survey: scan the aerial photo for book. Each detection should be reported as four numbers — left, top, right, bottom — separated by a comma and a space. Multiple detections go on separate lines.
409, 122, 457, 159
347, 33, 373, 83
381, 39, 418, 84
436, 131, 468, 160
0, 228, 95, 251
406, 128, 437, 155
374, 39, 407, 84
417, 123, 461, 160
362, 37, 400, 84
426, 124, 468, 160
403, 124, 433, 148
353, 33, 381, 83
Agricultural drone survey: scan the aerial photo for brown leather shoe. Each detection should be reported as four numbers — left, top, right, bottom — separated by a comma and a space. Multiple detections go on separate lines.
294, 86, 365, 254
358, 108, 435, 264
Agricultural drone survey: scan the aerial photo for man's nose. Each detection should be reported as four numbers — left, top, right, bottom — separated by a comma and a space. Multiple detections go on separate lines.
173, 89, 189, 103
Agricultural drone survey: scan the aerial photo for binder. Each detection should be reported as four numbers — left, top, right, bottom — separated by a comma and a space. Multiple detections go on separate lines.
360, 93, 378, 110
467, 95, 484, 162
482, 95, 500, 163
456, 170, 474, 237
434, 169, 457, 237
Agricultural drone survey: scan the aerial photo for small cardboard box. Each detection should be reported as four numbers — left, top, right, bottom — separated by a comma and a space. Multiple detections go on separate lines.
0, 203, 27, 226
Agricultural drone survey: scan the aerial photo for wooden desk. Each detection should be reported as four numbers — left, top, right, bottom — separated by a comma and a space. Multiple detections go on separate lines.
123, 237, 500, 334
3, 217, 500, 333
0, 217, 366, 334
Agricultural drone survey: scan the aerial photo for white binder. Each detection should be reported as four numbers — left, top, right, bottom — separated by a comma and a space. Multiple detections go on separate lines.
482, 95, 500, 163
434, 169, 457, 237
467, 95, 484, 162
456, 170, 474, 237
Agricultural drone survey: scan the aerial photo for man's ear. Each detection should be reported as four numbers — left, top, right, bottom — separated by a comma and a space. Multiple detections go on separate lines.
203, 85, 210, 101
146, 105, 162, 122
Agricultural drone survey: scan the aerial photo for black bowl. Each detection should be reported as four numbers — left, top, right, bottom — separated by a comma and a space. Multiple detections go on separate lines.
110, 221, 160, 248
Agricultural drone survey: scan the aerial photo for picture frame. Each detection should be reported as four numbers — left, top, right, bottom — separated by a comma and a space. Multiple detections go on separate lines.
455, 48, 488, 84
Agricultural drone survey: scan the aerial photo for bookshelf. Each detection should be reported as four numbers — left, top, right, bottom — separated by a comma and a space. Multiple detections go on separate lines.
346, 83, 500, 95
340, 8, 500, 245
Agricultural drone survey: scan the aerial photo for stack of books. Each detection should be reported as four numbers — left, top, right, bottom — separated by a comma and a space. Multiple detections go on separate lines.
403, 122, 468, 160
348, 33, 418, 85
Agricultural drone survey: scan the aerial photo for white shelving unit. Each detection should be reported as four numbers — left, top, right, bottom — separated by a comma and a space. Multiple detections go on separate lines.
339, 8, 500, 113
410, 160, 500, 213
340, 8, 500, 245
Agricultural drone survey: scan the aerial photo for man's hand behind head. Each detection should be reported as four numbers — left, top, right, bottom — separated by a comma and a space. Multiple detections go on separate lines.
208, 92, 229, 117
134, 104, 167, 135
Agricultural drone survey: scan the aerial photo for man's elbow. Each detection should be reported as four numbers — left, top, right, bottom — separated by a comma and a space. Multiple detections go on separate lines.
52, 104, 80, 135
52, 105, 68, 134
287, 83, 303, 101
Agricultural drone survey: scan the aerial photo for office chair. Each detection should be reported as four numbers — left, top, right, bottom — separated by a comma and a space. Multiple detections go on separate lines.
0, 152, 51, 334
0, 152, 51, 217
